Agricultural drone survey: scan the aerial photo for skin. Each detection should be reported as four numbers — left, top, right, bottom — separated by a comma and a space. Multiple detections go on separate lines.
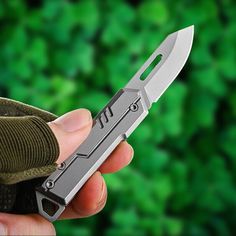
0, 109, 134, 235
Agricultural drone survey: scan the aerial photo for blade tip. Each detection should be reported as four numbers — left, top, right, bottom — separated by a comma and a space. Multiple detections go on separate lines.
167, 25, 194, 42
176, 25, 194, 50
178, 25, 194, 37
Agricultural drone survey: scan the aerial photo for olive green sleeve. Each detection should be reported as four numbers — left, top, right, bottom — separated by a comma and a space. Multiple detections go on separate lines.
0, 97, 60, 184
0, 116, 59, 184
0, 97, 60, 214
0, 97, 57, 122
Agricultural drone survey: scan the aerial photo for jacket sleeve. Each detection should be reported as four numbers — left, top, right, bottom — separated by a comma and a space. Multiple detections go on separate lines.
0, 97, 60, 214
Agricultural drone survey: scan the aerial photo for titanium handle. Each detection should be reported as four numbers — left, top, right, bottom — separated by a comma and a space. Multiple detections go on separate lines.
36, 88, 148, 221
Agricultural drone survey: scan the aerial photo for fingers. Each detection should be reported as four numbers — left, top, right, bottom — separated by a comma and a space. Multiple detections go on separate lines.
99, 141, 134, 173
59, 171, 107, 220
48, 109, 134, 221
0, 213, 55, 235
59, 141, 133, 220
49, 109, 134, 173
48, 109, 93, 164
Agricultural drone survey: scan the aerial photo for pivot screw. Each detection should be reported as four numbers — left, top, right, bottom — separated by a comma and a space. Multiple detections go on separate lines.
58, 162, 66, 170
46, 180, 54, 189
130, 103, 139, 112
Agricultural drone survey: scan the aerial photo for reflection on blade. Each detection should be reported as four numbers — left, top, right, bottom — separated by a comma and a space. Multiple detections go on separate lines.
125, 25, 194, 108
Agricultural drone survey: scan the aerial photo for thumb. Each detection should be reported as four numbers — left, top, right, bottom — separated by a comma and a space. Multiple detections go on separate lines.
48, 109, 92, 164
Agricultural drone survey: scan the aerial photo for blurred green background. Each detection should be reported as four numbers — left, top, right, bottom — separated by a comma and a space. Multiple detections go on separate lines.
0, 0, 236, 235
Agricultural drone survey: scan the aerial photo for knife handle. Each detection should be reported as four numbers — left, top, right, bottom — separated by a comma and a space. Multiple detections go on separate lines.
36, 88, 148, 221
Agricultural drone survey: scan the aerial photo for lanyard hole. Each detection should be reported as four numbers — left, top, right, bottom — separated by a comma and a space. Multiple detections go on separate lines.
140, 54, 162, 81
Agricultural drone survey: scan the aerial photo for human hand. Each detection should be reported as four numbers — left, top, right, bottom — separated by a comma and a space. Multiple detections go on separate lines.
0, 109, 134, 235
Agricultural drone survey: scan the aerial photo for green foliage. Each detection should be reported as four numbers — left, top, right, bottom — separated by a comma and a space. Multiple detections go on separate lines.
0, 0, 236, 235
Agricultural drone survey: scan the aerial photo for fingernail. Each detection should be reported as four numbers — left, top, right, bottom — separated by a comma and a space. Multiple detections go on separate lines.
128, 143, 134, 161
54, 109, 92, 132
98, 175, 106, 205
0, 223, 7, 235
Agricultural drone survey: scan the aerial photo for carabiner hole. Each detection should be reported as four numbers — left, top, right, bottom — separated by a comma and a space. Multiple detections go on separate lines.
42, 198, 59, 217
140, 54, 162, 81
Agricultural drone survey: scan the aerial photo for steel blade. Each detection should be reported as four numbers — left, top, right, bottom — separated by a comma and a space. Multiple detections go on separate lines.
125, 25, 194, 108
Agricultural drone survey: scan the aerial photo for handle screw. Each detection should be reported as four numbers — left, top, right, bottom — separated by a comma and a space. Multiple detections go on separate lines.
130, 103, 139, 112
58, 162, 66, 170
46, 180, 54, 189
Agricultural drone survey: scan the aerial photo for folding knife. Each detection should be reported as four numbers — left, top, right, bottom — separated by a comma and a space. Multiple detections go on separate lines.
36, 25, 194, 222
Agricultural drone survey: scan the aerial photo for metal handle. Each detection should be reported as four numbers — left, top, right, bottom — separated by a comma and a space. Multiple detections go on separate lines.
36, 88, 148, 221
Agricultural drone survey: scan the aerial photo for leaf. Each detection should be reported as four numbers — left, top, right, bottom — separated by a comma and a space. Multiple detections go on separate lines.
220, 126, 236, 159
164, 217, 183, 236
138, 2, 168, 25
78, 90, 110, 113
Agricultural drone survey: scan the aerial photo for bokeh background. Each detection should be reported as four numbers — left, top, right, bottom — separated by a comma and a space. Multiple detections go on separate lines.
0, 0, 236, 235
